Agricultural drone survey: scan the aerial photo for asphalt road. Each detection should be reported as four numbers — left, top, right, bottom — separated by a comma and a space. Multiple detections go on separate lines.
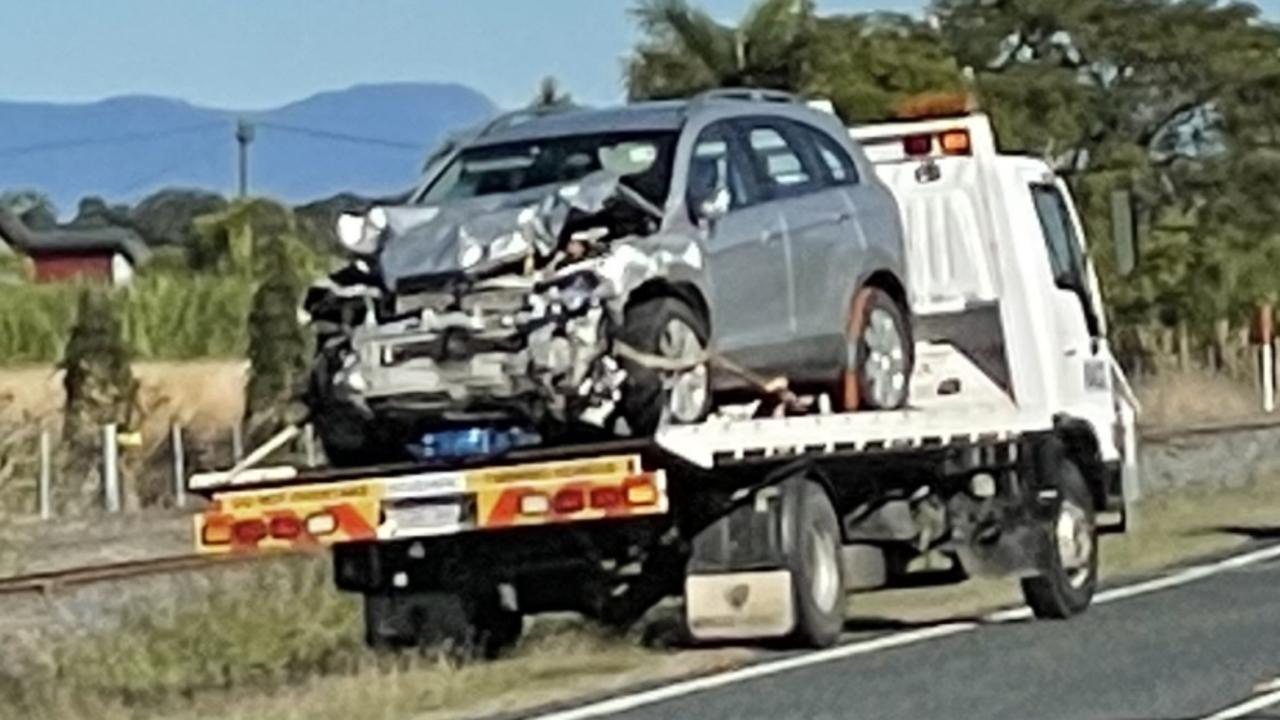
541, 547, 1280, 720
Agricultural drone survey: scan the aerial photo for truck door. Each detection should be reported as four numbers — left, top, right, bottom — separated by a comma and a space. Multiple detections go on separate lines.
1028, 178, 1138, 510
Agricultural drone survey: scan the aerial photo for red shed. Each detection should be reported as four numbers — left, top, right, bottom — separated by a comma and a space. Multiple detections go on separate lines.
0, 211, 149, 286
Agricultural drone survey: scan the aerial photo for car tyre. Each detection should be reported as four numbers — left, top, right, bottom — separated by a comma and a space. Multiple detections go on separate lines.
1021, 456, 1098, 619
782, 478, 846, 648
842, 286, 913, 411
617, 296, 712, 436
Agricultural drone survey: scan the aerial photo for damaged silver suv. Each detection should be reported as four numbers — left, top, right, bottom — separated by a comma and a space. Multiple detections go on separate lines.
302, 90, 912, 465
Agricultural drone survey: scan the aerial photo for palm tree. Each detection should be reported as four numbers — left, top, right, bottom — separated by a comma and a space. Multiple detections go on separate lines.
626, 0, 816, 100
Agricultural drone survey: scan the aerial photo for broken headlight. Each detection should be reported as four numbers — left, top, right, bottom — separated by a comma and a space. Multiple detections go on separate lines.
543, 272, 600, 314
335, 207, 388, 256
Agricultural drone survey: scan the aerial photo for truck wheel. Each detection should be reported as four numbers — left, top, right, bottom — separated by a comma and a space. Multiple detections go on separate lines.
363, 588, 522, 658
1021, 458, 1098, 619
782, 479, 846, 647
617, 296, 711, 436
842, 286, 912, 411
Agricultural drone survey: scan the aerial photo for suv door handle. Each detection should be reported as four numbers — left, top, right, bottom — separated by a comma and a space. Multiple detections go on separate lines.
761, 229, 784, 244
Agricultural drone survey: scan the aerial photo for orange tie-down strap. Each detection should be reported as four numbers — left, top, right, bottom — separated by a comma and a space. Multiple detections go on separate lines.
196, 479, 381, 555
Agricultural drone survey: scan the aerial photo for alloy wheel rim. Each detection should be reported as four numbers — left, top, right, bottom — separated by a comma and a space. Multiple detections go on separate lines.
849, 307, 907, 407
658, 318, 708, 424
1056, 499, 1094, 588
807, 524, 840, 613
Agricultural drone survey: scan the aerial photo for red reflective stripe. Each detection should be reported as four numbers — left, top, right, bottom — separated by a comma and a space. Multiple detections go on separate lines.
487, 488, 524, 527
327, 503, 377, 539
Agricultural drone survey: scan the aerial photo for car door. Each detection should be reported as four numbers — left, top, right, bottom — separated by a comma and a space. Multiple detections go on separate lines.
687, 121, 789, 366
734, 117, 850, 377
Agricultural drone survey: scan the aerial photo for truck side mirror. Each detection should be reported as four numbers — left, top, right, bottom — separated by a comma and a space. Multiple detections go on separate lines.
1111, 189, 1138, 277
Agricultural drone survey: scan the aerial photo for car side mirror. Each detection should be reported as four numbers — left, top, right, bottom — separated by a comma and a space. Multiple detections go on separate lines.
697, 186, 731, 226
1111, 189, 1138, 277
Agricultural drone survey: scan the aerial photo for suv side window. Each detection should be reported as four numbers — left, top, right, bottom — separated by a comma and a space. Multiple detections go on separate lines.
807, 126, 860, 186
739, 119, 823, 200
1031, 183, 1101, 336
687, 121, 752, 219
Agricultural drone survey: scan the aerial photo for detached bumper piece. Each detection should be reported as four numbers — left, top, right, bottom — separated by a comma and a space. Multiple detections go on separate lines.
195, 454, 668, 554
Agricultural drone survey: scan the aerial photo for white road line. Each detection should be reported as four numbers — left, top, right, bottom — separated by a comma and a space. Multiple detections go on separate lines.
527, 543, 1280, 720
985, 543, 1280, 624
527, 623, 976, 720
1203, 688, 1280, 720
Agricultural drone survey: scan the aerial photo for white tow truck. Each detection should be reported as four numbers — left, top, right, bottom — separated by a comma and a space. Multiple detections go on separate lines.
190, 110, 1140, 653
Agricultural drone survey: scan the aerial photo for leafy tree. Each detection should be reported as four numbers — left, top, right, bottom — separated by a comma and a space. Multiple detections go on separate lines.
130, 189, 228, 247
627, 0, 817, 100
627, 1, 963, 121
806, 13, 966, 122
0, 189, 57, 230
61, 288, 138, 443
67, 196, 132, 230
532, 76, 574, 109
242, 203, 313, 442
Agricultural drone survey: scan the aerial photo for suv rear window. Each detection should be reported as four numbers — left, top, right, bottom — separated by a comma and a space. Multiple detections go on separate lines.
421, 131, 678, 206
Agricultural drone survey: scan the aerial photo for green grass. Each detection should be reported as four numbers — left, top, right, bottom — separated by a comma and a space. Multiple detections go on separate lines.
0, 274, 255, 365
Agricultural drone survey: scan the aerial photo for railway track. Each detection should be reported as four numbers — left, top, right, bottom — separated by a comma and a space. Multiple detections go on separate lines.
0, 553, 263, 597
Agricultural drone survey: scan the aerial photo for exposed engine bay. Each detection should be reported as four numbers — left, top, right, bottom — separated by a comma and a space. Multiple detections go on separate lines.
302, 158, 706, 461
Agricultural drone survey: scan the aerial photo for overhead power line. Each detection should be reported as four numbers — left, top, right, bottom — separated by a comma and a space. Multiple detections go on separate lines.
256, 121, 424, 151
0, 121, 228, 158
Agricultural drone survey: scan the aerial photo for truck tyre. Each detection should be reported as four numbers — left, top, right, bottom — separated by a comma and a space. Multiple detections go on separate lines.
1021, 458, 1098, 619
617, 296, 712, 436
363, 588, 522, 658
842, 286, 913, 411
782, 479, 846, 647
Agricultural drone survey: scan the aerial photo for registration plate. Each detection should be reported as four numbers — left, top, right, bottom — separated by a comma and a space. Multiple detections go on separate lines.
384, 502, 463, 536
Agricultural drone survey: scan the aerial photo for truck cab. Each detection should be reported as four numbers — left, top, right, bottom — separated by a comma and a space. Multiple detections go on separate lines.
850, 113, 1139, 519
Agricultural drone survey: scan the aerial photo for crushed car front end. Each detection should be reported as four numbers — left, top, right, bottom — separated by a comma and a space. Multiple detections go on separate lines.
302, 126, 709, 463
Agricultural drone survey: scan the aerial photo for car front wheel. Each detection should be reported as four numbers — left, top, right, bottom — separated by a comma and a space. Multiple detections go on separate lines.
616, 296, 712, 436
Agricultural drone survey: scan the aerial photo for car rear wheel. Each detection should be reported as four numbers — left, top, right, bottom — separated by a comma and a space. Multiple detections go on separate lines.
841, 287, 913, 411
617, 296, 712, 436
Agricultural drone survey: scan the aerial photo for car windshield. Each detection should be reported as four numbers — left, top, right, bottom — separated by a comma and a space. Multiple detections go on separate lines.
417, 131, 678, 207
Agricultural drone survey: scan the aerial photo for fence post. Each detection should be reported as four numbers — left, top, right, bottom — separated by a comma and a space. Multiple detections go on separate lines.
38, 428, 52, 520
304, 424, 317, 467
231, 423, 244, 463
171, 424, 187, 509
102, 423, 121, 513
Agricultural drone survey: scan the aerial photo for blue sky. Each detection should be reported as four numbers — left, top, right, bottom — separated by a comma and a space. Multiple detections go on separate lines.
1, 0, 923, 110
3, 0, 1278, 111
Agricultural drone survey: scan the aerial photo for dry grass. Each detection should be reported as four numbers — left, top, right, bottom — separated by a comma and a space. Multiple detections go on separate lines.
1134, 370, 1262, 428
0, 360, 247, 434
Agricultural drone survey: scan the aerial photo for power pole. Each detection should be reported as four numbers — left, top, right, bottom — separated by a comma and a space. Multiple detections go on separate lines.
236, 118, 255, 198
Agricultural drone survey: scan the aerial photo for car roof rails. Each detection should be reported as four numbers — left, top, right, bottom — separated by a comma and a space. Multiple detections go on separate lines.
691, 87, 802, 105
476, 104, 582, 138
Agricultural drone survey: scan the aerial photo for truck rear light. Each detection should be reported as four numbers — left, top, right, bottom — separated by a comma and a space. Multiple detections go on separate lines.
552, 488, 585, 514
202, 519, 233, 546
623, 478, 659, 507
304, 512, 338, 536
519, 492, 550, 516
269, 515, 303, 540
903, 134, 932, 157
939, 129, 971, 155
232, 519, 268, 545
589, 486, 623, 509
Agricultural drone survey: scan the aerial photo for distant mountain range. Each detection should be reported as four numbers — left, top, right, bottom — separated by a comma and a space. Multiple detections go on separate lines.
0, 83, 498, 214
